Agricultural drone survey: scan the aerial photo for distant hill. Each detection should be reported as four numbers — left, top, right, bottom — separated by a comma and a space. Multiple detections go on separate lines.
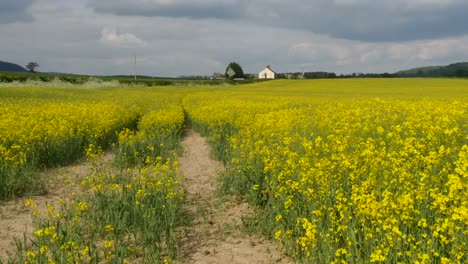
0, 61, 27, 72
396, 62, 468, 77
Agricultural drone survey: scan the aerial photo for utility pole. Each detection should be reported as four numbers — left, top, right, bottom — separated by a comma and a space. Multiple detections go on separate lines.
134, 53, 137, 81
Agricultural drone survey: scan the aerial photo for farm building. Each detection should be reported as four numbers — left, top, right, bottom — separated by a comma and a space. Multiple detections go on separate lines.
258, 65, 276, 79
211, 72, 226, 80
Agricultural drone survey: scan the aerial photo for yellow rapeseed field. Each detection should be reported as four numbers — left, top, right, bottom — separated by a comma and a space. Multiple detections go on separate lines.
1, 78, 466, 263
183, 79, 467, 263
1, 87, 185, 263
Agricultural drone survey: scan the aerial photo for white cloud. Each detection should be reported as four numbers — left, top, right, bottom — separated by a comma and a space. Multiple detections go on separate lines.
99, 28, 147, 48
286, 36, 468, 73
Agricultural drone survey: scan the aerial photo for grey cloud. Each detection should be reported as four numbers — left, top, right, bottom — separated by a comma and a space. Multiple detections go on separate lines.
89, 0, 468, 42
88, 0, 247, 19
248, 0, 468, 42
0, 0, 33, 23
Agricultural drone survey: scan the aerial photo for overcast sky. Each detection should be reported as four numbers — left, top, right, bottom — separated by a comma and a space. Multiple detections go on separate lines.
2, 0, 468, 77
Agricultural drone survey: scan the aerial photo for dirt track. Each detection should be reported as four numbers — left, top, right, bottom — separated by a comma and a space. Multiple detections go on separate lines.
178, 130, 291, 264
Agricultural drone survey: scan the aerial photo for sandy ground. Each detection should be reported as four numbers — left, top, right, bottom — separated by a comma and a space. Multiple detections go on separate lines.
178, 131, 292, 264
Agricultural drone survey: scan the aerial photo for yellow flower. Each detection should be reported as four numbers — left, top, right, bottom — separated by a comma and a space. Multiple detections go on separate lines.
39, 245, 49, 255
274, 230, 282, 240
76, 202, 88, 212
26, 250, 36, 258
24, 198, 34, 207
370, 249, 386, 262
440, 257, 450, 264
105, 225, 114, 232
44, 226, 55, 236
135, 189, 146, 199
104, 240, 114, 249
35, 229, 44, 237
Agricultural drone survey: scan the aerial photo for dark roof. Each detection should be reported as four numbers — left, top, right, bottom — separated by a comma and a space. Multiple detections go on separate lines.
264, 65, 276, 73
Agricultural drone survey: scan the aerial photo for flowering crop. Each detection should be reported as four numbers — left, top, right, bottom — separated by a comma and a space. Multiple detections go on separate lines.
0, 92, 140, 198
1, 79, 467, 263
2, 87, 186, 263
115, 100, 185, 167
0, 87, 183, 199
18, 158, 184, 264
183, 79, 468, 263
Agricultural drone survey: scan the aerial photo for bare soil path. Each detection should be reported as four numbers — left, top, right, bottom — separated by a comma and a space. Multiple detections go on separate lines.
178, 130, 292, 264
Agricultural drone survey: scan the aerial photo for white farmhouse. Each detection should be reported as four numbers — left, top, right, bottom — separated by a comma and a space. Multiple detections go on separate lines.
258, 65, 276, 79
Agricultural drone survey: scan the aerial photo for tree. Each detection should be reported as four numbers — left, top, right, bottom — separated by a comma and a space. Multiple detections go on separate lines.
225, 62, 244, 79
455, 69, 468, 77
26, 62, 39, 73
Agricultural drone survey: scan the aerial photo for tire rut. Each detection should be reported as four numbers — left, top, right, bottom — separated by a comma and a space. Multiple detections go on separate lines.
178, 130, 292, 264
